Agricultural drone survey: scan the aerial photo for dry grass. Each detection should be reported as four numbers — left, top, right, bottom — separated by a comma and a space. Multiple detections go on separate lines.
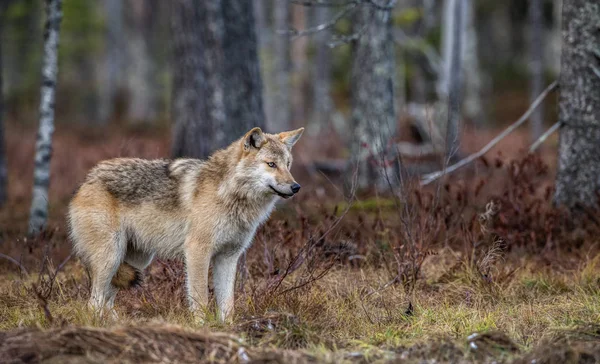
1, 126, 600, 363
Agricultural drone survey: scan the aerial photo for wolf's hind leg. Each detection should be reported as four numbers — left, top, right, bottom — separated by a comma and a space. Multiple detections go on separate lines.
213, 252, 241, 322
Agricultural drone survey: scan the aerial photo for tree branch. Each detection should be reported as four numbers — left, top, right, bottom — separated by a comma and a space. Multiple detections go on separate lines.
281, 3, 358, 39
0, 253, 29, 276
420, 80, 558, 186
529, 121, 561, 153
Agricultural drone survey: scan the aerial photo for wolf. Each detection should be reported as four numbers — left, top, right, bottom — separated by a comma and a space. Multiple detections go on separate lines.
68, 127, 304, 322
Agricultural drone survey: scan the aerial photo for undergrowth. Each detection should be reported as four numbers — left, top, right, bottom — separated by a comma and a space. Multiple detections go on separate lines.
1, 134, 600, 363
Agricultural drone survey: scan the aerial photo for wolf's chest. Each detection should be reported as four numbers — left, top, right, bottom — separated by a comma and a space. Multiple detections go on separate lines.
212, 219, 257, 256
211, 201, 276, 256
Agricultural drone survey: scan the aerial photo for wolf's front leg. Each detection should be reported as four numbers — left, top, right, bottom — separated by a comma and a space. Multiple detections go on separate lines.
212, 252, 241, 322
184, 235, 212, 323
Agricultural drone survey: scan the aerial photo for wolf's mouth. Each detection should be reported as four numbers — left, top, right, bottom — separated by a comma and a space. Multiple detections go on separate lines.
269, 185, 293, 199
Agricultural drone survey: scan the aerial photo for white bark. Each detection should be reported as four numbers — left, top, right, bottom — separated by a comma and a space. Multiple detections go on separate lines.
440, 0, 465, 158
29, 0, 62, 235
439, 0, 479, 126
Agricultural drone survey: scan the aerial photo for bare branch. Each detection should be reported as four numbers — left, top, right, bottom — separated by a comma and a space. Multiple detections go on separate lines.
529, 121, 561, 153
290, 0, 354, 6
280, 3, 358, 39
0, 253, 29, 276
591, 64, 600, 80
290, 0, 395, 10
421, 80, 558, 186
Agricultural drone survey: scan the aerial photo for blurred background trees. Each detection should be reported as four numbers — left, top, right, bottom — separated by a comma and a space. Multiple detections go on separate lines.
2, 0, 599, 217
0, 1, 564, 131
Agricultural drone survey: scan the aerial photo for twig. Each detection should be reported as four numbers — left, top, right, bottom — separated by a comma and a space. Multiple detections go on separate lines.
0, 253, 29, 276
291, 0, 353, 6
291, 0, 395, 10
420, 80, 558, 186
591, 64, 600, 80
282, 3, 358, 39
529, 121, 561, 152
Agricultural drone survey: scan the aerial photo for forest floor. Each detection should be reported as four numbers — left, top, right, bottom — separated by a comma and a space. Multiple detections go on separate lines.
1, 123, 600, 363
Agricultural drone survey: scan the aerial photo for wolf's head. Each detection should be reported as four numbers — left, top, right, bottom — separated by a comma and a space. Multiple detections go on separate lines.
236, 127, 304, 199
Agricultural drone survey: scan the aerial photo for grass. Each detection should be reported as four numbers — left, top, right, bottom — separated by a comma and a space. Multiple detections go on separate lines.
1, 250, 600, 362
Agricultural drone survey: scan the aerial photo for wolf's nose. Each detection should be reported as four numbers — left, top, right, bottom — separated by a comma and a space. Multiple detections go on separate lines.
291, 183, 301, 194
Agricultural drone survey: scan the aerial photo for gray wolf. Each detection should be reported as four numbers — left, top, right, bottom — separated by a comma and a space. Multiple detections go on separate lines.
68, 127, 304, 322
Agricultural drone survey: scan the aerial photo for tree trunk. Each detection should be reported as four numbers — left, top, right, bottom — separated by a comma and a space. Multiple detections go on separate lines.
0, 7, 7, 207
222, 0, 266, 135
171, 0, 226, 159
529, 0, 544, 141
444, 0, 465, 158
28, 0, 62, 235
554, 0, 600, 208
309, 5, 332, 135
349, 2, 397, 190
171, 0, 265, 158
291, 5, 308, 128
462, 0, 485, 126
273, 0, 291, 131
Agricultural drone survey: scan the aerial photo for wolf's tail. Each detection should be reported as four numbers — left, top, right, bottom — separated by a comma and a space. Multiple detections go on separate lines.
111, 262, 143, 289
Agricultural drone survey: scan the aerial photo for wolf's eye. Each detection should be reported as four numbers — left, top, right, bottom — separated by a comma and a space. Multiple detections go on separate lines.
267, 162, 277, 168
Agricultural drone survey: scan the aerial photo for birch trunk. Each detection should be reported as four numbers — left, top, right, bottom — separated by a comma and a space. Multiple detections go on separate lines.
28, 0, 62, 235
444, 0, 465, 158
554, 0, 600, 208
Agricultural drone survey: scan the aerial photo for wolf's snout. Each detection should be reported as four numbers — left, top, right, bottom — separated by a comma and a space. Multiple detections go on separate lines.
291, 183, 301, 194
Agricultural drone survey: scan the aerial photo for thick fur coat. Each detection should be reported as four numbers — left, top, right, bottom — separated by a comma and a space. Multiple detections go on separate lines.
68, 127, 303, 321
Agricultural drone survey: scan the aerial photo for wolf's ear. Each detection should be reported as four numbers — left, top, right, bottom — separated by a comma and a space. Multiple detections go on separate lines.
243, 127, 267, 151
278, 127, 304, 149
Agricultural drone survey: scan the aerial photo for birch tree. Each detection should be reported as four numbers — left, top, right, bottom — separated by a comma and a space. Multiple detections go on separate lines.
554, 0, 600, 208
439, 0, 482, 127
28, 0, 62, 235
349, 1, 397, 189
443, 0, 465, 158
